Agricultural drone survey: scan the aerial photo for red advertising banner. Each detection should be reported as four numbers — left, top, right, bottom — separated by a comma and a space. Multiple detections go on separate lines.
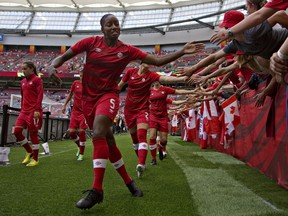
181, 83, 288, 189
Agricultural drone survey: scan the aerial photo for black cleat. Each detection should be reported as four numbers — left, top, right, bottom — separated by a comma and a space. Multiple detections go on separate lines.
150, 159, 157, 166
158, 147, 164, 161
76, 189, 103, 210
126, 180, 143, 197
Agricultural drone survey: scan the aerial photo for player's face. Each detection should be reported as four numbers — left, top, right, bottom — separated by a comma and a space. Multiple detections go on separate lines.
140, 63, 149, 72
152, 81, 160, 89
102, 15, 120, 39
22, 64, 34, 77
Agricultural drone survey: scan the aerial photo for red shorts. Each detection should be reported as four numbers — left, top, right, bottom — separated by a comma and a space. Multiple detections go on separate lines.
15, 111, 43, 131
82, 93, 119, 129
265, 0, 288, 9
149, 114, 169, 133
124, 109, 149, 129
69, 111, 88, 129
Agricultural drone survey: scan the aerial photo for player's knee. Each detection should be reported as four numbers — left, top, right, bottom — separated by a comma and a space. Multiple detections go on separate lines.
160, 140, 167, 147
14, 127, 27, 144
30, 131, 39, 144
69, 130, 77, 139
78, 130, 86, 138
14, 127, 23, 138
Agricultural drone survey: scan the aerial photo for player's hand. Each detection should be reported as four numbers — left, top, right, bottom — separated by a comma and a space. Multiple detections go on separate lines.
210, 30, 229, 45
50, 73, 62, 86
182, 41, 205, 54
61, 106, 66, 114
47, 65, 62, 86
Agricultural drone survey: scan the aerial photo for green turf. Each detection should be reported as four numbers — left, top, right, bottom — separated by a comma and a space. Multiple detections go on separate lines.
0, 134, 288, 216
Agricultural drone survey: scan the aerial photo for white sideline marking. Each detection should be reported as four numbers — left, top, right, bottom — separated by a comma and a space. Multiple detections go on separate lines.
168, 140, 282, 216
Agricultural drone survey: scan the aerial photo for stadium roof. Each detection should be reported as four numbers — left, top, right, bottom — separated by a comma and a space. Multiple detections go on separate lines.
0, 0, 246, 35
0, 0, 243, 11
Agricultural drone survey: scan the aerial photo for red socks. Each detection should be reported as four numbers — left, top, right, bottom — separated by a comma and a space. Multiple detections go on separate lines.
149, 138, 157, 160
137, 129, 148, 165
92, 137, 109, 191
109, 144, 132, 184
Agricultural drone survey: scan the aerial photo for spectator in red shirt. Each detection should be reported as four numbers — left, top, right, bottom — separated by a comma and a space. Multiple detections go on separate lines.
13, 62, 43, 167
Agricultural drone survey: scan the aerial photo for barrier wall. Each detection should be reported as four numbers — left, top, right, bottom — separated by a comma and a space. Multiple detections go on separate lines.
183, 84, 288, 189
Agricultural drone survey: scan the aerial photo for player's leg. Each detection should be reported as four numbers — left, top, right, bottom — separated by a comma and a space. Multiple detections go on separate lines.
106, 129, 143, 197
14, 113, 32, 164
149, 127, 157, 165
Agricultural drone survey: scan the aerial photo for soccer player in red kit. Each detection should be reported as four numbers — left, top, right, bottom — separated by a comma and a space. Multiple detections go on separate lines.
13, 62, 43, 167
118, 63, 194, 177
62, 71, 88, 161
149, 81, 194, 164
48, 13, 205, 210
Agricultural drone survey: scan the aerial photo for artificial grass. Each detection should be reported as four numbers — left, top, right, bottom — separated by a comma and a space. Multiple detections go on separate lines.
0, 135, 195, 216
170, 138, 288, 216
0, 134, 288, 216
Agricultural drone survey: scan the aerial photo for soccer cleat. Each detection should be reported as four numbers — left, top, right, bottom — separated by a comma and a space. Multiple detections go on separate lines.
22, 152, 33, 164
75, 148, 80, 157
77, 154, 84, 161
158, 147, 164, 161
76, 189, 103, 210
136, 164, 145, 178
150, 159, 157, 166
26, 159, 39, 167
163, 152, 167, 159
126, 180, 143, 197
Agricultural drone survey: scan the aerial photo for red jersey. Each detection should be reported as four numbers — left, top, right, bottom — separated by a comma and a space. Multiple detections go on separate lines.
21, 74, 43, 113
70, 80, 83, 113
265, 0, 288, 9
149, 86, 176, 117
71, 36, 147, 102
123, 68, 160, 111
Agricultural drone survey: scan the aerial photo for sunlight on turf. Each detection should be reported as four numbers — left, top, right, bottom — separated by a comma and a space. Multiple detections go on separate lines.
193, 152, 245, 165
186, 167, 279, 216
168, 140, 281, 216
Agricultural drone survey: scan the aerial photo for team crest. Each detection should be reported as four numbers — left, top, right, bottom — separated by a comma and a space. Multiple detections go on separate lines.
29, 81, 33, 85
95, 48, 102, 52
117, 52, 123, 58
142, 78, 145, 82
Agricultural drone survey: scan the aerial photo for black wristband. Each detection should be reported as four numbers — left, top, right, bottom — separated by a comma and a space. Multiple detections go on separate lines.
227, 28, 234, 37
